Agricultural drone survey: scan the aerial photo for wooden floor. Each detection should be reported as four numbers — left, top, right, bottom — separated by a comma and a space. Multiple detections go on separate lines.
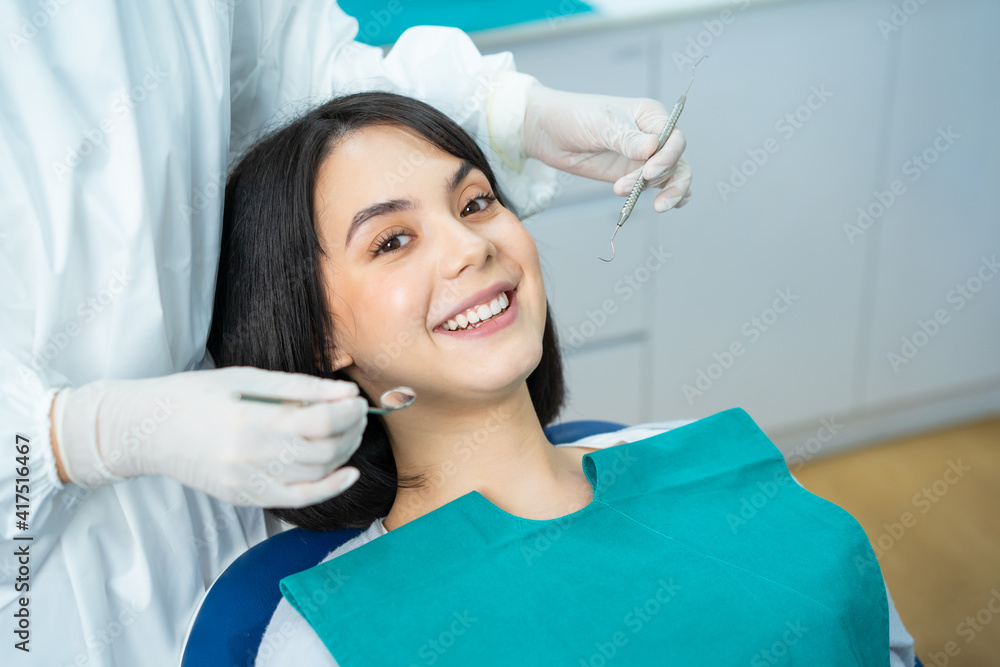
794, 415, 1000, 667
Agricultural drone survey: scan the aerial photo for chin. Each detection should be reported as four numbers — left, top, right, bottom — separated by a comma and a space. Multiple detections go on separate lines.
441, 345, 542, 400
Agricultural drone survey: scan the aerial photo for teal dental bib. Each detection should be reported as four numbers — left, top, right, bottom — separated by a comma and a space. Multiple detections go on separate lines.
280, 408, 889, 666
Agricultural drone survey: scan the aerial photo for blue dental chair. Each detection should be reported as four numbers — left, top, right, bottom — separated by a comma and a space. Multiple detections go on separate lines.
180, 420, 627, 666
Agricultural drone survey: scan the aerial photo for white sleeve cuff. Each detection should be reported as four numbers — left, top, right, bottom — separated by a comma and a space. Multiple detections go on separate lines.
485, 70, 538, 172
53, 383, 126, 487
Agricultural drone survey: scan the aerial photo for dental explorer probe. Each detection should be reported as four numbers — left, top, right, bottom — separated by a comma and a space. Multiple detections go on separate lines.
599, 55, 707, 262
234, 386, 416, 415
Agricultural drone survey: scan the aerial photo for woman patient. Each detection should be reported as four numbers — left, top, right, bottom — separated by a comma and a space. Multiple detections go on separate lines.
208, 92, 915, 666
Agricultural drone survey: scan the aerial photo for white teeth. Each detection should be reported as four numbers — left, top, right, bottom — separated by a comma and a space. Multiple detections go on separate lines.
441, 291, 511, 332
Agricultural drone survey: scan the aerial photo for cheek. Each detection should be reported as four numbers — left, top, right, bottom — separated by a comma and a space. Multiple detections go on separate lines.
350, 275, 428, 355
504, 223, 545, 306
501, 219, 542, 271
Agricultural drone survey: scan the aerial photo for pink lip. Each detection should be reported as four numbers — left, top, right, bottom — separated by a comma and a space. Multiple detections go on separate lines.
433, 289, 518, 339
433, 280, 516, 330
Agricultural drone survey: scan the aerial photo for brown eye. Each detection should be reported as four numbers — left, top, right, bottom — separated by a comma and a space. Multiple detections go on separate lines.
380, 235, 408, 253
369, 228, 412, 257
461, 193, 496, 218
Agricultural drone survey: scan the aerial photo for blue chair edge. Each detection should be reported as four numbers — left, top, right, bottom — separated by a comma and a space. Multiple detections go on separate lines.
182, 525, 362, 666
544, 419, 627, 445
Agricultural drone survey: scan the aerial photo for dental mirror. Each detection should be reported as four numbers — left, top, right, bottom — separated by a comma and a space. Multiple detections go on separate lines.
234, 385, 416, 415
367, 386, 416, 414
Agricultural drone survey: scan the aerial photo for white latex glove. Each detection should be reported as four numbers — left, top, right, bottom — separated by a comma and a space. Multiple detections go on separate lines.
50, 366, 368, 507
523, 83, 693, 212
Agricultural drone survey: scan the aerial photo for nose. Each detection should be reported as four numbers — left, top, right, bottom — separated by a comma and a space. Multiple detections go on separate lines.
435, 212, 496, 280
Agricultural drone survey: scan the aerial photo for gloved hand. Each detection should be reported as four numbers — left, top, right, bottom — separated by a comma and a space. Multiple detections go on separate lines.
523, 83, 693, 212
50, 366, 368, 508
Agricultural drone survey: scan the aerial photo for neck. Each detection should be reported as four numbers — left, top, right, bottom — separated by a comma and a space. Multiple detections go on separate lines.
378, 383, 586, 530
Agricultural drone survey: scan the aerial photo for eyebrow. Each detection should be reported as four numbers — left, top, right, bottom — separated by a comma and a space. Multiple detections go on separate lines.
344, 160, 477, 251
448, 159, 475, 193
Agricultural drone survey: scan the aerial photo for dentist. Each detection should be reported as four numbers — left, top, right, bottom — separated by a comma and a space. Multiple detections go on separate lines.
0, 1, 692, 665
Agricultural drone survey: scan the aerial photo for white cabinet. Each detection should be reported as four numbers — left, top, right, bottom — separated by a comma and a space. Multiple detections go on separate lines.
862, 0, 1000, 406
477, 0, 1000, 445
649, 0, 893, 429
559, 340, 648, 427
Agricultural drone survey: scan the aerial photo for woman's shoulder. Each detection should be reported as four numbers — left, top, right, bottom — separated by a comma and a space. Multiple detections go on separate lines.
254, 518, 386, 667
317, 517, 387, 564
255, 595, 339, 667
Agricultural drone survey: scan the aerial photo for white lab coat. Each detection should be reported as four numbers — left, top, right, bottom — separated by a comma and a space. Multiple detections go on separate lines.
0, 2, 556, 665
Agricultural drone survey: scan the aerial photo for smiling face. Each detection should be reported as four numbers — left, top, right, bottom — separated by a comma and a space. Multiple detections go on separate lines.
312, 124, 547, 410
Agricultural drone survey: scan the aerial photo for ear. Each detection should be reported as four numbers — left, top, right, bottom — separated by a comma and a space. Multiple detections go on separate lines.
311, 332, 353, 373
329, 348, 354, 372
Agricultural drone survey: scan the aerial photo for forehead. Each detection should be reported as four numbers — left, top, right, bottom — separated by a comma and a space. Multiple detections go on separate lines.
314, 124, 460, 218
